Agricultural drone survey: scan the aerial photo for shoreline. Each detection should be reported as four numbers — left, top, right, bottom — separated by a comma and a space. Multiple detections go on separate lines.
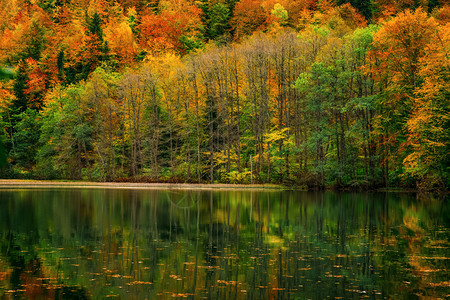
0, 179, 437, 194
0, 179, 286, 191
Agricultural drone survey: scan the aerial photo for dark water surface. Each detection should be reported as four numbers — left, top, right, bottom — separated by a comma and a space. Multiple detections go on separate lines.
0, 189, 448, 299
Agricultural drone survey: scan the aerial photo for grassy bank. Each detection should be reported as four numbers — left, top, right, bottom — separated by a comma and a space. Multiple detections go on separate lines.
0, 179, 286, 191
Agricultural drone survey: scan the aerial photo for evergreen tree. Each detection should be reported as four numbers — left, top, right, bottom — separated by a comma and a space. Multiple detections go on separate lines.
57, 50, 64, 81
0, 130, 7, 169
24, 20, 46, 61
89, 12, 103, 42
9, 109, 41, 173
12, 61, 29, 114
207, 3, 231, 41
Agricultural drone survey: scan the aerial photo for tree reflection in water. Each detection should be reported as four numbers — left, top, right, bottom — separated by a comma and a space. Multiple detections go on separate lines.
0, 189, 448, 299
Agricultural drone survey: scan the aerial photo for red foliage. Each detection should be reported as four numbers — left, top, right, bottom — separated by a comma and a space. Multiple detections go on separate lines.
137, 1, 202, 54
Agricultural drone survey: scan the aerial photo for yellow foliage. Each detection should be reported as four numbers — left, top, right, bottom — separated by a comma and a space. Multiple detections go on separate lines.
0, 81, 14, 112
264, 127, 290, 143
105, 21, 137, 67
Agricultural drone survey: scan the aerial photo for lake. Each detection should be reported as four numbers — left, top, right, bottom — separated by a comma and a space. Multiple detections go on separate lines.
0, 188, 448, 299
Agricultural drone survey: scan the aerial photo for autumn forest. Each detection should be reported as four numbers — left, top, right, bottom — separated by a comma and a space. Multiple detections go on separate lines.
0, 0, 448, 190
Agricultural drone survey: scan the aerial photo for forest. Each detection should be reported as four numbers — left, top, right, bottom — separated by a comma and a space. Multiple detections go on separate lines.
0, 0, 448, 190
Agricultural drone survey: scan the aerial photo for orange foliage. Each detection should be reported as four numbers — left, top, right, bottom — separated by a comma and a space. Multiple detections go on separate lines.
368, 8, 438, 89
335, 3, 367, 28
433, 4, 450, 24
138, 13, 180, 53
403, 22, 449, 178
23, 58, 47, 110
137, 0, 202, 54
0, 81, 15, 112
231, 0, 268, 39
318, 0, 335, 12
59, 18, 86, 63
82, 33, 103, 66
0, 0, 22, 33
106, 21, 137, 66
285, 0, 318, 24
24, 59, 47, 94
0, 11, 31, 62
373, 0, 432, 21
0, 5, 51, 63
315, 3, 366, 35
87, 0, 110, 19
290, 2, 366, 34
367, 7, 446, 181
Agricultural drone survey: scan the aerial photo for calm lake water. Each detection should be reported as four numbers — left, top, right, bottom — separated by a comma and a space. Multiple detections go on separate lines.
0, 188, 448, 299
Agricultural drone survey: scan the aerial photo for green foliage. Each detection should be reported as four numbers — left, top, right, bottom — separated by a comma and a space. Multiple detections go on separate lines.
12, 61, 29, 113
271, 3, 288, 23
21, 20, 47, 62
0, 130, 7, 169
57, 50, 64, 81
9, 109, 41, 173
225, 170, 252, 183
88, 12, 104, 42
35, 85, 94, 179
0, 2, 446, 190
0, 67, 15, 81
179, 35, 204, 53
207, 3, 231, 40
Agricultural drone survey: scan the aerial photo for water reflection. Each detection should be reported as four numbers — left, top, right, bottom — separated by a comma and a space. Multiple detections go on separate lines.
0, 189, 448, 299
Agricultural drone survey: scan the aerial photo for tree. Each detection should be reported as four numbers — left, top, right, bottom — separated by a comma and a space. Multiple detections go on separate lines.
12, 60, 30, 114
240, 34, 272, 180
345, 25, 379, 185
10, 109, 41, 174
403, 22, 450, 189
105, 21, 137, 67
231, 0, 267, 39
37, 85, 93, 179
296, 63, 333, 188
270, 29, 303, 181
337, 0, 373, 21
207, 3, 231, 41
84, 67, 121, 181
88, 12, 103, 42
367, 8, 441, 186
0, 129, 7, 170
137, 0, 203, 54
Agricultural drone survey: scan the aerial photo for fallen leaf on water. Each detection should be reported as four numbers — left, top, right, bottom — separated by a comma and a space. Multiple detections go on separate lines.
126, 281, 153, 285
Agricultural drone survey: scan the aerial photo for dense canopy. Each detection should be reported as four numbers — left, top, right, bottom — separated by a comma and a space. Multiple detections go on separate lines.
0, 0, 448, 190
